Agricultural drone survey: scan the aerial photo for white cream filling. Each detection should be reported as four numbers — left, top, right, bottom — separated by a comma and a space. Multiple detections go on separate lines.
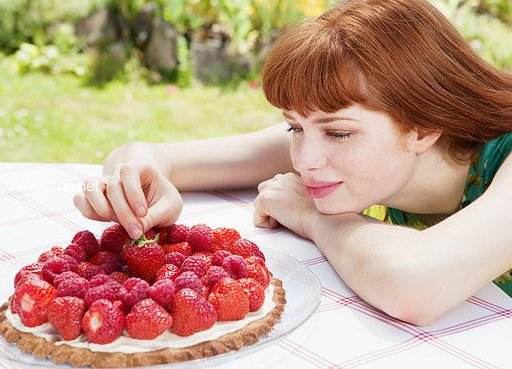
6, 284, 276, 353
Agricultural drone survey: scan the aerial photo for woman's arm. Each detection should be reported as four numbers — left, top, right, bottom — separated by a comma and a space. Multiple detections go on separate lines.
309, 154, 512, 326
103, 122, 295, 191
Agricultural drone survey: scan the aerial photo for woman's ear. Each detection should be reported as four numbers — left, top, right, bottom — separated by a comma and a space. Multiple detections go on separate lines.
404, 128, 442, 154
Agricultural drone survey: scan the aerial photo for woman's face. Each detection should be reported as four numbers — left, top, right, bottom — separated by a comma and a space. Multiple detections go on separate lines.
285, 104, 418, 214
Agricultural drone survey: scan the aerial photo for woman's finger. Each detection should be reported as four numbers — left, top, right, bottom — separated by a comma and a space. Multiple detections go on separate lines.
106, 174, 143, 239
82, 177, 115, 220
139, 189, 182, 232
73, 192, 108, 221
119, 164, 147, 218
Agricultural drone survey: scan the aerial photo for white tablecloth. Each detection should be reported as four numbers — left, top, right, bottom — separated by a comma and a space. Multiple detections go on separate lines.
0, 162, 511, 369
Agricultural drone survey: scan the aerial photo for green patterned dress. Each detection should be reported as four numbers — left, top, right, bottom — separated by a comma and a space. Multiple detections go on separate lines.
363, 133, 512, 297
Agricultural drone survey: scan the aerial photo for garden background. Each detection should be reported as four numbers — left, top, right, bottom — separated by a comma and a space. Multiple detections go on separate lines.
0, 0, 510, 163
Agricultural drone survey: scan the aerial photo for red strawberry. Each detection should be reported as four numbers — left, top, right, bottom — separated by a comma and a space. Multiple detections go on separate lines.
156, 264, 180, 281
180, 255, 211, 277
13, 273, 42, 294
229, 238, 265, 260
100, 223, 130, 253
38, 246, 64, 263
171, 288, 217, 336
247, 263, 270, 288
239, 278, 265, 312
187, 224, 213, 253
13, 279, 57, 327
208, 278, 250, 321
126, 299, 172, 339
161, 242, 192, 256
222, 255, 249, 279
123, 237, 165, 282
211, 227, 241, 252
47, 296, 85, 340
245, 255, 266, 267
41, 255, 78, 284
71, 230, 100, 257
82, 299, 124, 344
14, 263, 42, 287
148, 279, 175, 311
119, 278, 149, 308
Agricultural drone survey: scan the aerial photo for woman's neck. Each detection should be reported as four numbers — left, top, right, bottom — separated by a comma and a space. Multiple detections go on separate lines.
382, 148, 472, 216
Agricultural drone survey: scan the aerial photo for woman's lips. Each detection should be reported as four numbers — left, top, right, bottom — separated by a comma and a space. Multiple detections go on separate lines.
305, 182, 343, 198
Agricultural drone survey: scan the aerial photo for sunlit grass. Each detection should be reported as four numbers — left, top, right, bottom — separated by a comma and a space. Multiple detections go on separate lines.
0, 60, 281, 163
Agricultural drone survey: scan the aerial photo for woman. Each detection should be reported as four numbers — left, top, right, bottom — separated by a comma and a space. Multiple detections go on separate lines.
74, 0, 512, 326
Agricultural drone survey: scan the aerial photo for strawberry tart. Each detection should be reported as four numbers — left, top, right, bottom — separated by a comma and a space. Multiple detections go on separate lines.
0, 223, 286, 368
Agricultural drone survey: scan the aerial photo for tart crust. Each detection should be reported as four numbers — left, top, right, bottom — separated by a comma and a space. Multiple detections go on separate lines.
0, 278, 286, 368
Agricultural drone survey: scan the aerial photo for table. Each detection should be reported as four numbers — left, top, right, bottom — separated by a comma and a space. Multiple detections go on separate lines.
0, 162, 511, 369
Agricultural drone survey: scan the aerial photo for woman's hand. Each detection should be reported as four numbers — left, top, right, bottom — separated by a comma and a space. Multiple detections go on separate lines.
253, 173, 317, 239
73, 162, 183, 239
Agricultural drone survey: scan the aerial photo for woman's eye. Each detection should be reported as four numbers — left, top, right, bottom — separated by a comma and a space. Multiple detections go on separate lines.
286, 126, 351, 141
328, 132, 352, 141
286, 126, 302, 133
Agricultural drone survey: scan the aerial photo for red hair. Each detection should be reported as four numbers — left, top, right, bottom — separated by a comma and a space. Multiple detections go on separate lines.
262, 0, 512, 163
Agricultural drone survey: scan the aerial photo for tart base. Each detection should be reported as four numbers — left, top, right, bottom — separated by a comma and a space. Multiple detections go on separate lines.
0, 278, 286, 368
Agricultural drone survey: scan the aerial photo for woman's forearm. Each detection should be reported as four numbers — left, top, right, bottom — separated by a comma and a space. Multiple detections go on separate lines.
308, 212, 432, 324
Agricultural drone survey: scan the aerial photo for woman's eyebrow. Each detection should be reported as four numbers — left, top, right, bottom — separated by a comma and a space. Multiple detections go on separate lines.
282, 112, 357, 124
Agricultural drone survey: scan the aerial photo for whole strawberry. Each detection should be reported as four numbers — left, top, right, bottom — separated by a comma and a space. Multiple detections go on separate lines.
187, 224, 213, 253
239, 278, 265, 312
100, 223, 130, 253
126, 299, 172, 339
229, 238, 265, 260
162, 242, 192, 256
71, 230, 100, 257
14, 263, 42, 287
247, 263, 270, 288
38, 246, 64, 263
211, 227, 241, 252
123, 236, 165, 282
171, 288, 217, 336
82, 299, 124, 344
47, 296, 85, 340
208, 278, 250, 321
156, 264, 180, 281
13, 278, 57, 327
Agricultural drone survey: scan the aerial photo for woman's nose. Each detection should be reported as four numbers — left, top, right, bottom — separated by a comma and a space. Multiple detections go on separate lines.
292, 137, 328, 172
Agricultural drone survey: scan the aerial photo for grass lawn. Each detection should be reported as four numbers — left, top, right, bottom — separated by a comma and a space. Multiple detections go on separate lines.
0, 59, 281, 164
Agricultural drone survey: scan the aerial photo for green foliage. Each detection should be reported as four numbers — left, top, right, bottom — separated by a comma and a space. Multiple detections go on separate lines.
433, 0, 512, 71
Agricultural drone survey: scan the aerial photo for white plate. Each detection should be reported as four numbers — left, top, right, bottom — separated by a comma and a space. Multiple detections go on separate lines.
0, 247, 322, 368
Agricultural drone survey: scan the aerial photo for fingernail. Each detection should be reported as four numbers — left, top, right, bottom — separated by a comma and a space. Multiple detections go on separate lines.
129, 224, 142, 239
136, 204, 146, 217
